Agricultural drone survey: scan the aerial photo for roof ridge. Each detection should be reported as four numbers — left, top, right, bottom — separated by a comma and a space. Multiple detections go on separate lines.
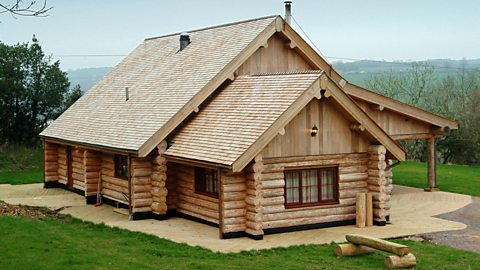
145, 15, 279, 41
248, 70, 324, 76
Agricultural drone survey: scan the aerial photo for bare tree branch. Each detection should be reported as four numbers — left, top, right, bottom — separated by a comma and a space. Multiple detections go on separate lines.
0, 0, 52, 17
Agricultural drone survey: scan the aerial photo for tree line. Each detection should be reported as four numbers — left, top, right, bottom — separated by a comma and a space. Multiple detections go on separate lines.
366, 62, 480, 164
0, 37, 82, 146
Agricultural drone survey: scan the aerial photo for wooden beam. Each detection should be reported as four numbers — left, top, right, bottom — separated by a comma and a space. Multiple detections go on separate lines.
346, 234, 411, 256
425, 137, 438, 191
391, 133, 434, 141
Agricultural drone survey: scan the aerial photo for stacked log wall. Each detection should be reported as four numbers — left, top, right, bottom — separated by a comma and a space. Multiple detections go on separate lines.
71, 147, 85, 190
44, 142, 59, 183
84, 150, 102, 197
131, 156, 153, 213
101, 153, 128, 204
259, 153, 368, 230
173, 163, 219, 224
166, 163, 178, 210
57, 145, 68, 185
244, 155, 264, 236
150, 140, 168, 215
366, 145, 392, 223
221, 170, 247, 234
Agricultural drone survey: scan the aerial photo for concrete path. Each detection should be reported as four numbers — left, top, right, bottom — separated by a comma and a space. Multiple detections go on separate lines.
0, 183, 472, 253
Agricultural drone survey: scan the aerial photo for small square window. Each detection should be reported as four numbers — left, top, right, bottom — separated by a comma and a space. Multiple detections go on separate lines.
114, 155, 129, 179
194, 167, 218, 197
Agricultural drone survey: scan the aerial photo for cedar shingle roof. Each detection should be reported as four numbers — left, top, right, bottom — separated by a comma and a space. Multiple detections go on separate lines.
164, 72, 323, 166
40, 16, 277, 152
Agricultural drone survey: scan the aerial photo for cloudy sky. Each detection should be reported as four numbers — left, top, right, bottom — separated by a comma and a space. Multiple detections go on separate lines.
1, 0, 479, 70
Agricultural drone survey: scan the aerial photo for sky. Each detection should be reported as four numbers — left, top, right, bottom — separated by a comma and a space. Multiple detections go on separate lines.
1, 0, 479, 70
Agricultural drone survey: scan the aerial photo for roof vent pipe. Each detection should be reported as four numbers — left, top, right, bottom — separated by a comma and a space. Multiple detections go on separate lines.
179, 32, 190, 51
125, 87, 129, 101
284, 1, 292, 25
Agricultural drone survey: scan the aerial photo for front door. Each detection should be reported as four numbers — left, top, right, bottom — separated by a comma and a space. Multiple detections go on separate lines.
66, 146, 73, 189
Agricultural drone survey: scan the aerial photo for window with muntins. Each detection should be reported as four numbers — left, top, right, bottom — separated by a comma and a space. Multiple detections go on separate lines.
284, 167, 338, 208
194, 167, 218, 197
114, 155, 129, 179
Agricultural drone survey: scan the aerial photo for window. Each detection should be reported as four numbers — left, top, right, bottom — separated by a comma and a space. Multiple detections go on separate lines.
194, 167, 218, 197
114, 155, 129, 179
284, 167, 338, 208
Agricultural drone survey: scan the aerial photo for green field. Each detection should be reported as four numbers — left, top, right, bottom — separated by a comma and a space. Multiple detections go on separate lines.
393, 161, 480, 197
0, 146, 43, 185
0, 214, 478, 270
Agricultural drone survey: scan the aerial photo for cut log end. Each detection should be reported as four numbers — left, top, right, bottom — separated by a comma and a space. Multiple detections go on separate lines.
384, 253, 416, 269
346, 234, 411, 256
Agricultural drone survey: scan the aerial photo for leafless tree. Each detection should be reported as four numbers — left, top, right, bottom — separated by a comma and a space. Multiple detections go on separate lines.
0, 0, 52, 17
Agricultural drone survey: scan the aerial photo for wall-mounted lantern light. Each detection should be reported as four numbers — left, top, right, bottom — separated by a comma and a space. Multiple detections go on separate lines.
310, 125, 318, 137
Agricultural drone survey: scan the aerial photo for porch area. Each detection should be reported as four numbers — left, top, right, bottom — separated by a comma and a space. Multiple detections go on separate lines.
0, 183, 471, 253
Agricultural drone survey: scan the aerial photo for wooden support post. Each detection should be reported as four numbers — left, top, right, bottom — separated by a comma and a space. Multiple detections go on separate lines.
425, 137, 439, 192
356, 193, 366, 228
366, 193, 373, 226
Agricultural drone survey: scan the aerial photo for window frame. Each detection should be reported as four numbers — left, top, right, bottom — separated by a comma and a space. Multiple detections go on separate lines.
114, 154, 129, 179
194, 167, 219, 198
283, 166, 339, 209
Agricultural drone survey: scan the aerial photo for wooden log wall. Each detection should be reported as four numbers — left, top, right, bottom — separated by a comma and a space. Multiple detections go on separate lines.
57, 145, 68, 185
84, 150, 101, 197
259, 153, 368, 230
101, 153, 128, 204
44, 142, 59, 182
244, 155, 264, 236
173, 163, 219, 224
71, 147, 85, 191
150, 141, 168, 215
131, 156, 153, 213
220, 170, 247, 234
366, 145, 392, 223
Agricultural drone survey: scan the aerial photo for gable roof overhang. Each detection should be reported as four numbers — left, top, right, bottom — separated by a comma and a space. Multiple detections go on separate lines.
230, 74, 406, 172
275, 20, 458, 131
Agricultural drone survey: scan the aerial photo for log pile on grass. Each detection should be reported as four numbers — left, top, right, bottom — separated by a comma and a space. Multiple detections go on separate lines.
334, 234, 416, 269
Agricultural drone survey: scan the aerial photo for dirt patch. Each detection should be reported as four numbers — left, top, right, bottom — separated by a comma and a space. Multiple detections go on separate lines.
0, 201, 66, 221
418, 197, 480, 254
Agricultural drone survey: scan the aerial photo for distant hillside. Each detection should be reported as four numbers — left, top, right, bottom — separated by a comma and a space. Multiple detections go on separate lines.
333, 58, 480, 87
67, 67, 111, 91
66, 59, 480, 91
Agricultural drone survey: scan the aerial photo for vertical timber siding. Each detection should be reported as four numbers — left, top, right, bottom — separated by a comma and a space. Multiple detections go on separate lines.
236, 33, 313, 75
261, 98, 370, 158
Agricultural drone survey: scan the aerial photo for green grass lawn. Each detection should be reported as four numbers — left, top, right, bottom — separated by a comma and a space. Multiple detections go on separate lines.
0, 215, 479, 270
393, 161, 480, 197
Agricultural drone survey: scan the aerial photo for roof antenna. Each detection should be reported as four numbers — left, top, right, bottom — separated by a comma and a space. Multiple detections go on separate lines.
125, 87, 129, 101
284, 1, 292, 25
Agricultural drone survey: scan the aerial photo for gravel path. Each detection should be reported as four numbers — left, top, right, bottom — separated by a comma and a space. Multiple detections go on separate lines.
418, 196, 480, 254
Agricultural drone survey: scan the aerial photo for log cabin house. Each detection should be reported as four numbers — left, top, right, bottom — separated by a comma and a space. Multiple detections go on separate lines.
40, 12, 458, 240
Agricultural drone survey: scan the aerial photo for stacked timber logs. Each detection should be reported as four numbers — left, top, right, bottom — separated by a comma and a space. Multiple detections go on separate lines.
334, 234, 416, 269
150, 141, 168, 215
83, 150, 102, 197
131, 156, 153, 213
175, 164, 219, 224
367, 145, 392, 223
57, 145, 68, 185
244, 155, 264, 237
101, 153, 128, 203
259, 153, 368, 230
221, 171, 247, 234
71, 148, 85, 190
44, 142, 59, 183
